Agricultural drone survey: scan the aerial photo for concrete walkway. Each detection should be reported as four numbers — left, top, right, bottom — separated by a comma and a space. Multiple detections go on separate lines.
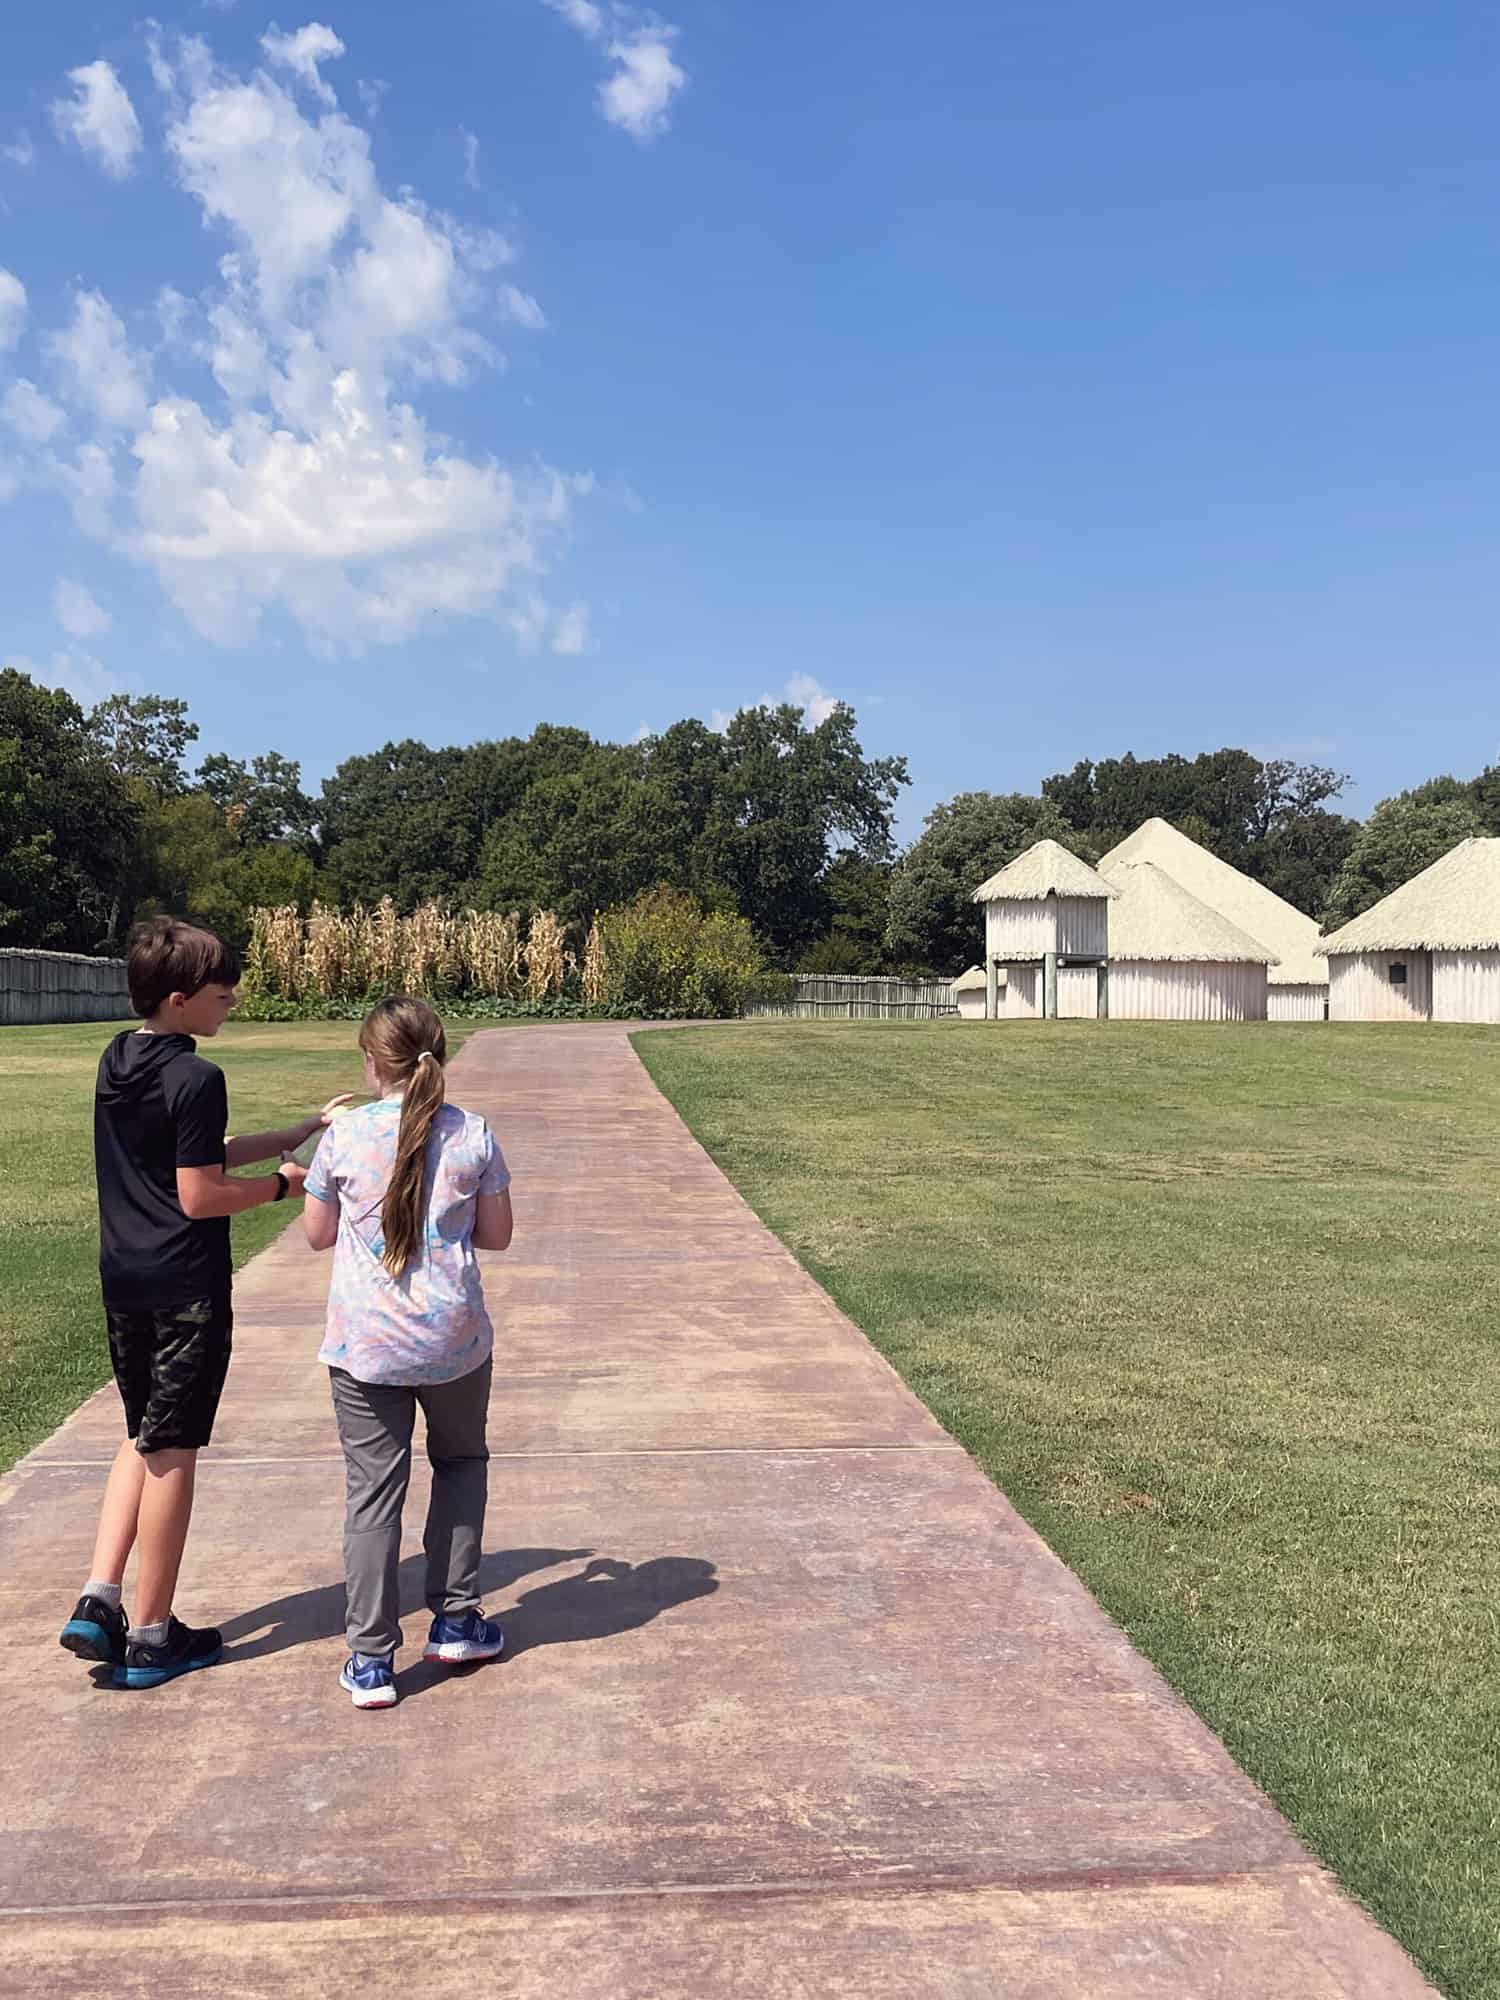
1, 1025, 1435, 1997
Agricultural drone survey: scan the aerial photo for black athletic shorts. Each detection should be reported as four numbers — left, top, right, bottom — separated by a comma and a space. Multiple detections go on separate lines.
104, 1293, 234, 1453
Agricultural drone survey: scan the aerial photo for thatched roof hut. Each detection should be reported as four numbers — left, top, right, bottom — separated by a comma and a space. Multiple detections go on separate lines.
1098, 818, 1325, 1018
1317, 838, 1500, 955
1097, 859, 1275, 1020
1317, 838, 1500, 1023
971, 839, 1117, 905
971, 840, 1114, 1018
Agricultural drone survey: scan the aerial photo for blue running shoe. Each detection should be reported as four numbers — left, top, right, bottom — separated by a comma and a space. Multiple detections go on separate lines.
423, 1609, 505, 1664
340, 1652, 398, 1709
60, 1592, 128, 1667
114, 1616, 222, 1690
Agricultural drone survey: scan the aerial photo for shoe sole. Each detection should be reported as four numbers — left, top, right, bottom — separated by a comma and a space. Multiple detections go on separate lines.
59, 1619, 121, 1666
342, 1679, 399, 1709
423, 1635, 505, 1663
113, 1644, 224, 1690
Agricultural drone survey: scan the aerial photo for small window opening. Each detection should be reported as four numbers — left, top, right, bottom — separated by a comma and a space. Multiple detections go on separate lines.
1389, 962, 1408, 987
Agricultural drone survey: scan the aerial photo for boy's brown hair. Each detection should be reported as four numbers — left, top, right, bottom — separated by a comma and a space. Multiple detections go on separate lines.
127, 916, 242, 1018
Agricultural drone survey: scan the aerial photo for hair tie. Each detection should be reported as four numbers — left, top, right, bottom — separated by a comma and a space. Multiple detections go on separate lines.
416, 1049, 439, 1065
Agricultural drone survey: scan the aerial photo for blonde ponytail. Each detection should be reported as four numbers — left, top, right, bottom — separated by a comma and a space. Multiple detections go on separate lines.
357, 996, 449, 1277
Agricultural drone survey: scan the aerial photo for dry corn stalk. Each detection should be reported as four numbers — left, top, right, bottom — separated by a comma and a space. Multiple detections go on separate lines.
524, 910, 568, 1001
581, 917, 608, 1007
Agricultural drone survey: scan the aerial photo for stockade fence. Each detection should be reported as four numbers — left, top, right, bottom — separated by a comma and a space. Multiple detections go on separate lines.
747, 973, 957, 1020
0, 950, 132, 1026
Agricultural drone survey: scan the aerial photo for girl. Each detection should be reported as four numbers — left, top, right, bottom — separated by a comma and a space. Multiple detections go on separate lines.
303, 996, 514, 1709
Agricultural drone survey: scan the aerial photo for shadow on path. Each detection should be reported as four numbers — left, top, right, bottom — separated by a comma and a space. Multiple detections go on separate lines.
394, 1555, 720, 1701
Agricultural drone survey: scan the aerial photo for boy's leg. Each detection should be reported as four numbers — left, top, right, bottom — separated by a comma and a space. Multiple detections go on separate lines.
85, 1304, 156, 1586
87, 1439, 148, 1588
417, 1358, 492, 1620
133, 1450, 199, 1627
127, 1294, 233, 1630
329, 1370, 416, 1657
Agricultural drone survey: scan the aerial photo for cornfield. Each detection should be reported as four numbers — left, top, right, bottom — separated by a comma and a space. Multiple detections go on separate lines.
245, 902, 572, 1002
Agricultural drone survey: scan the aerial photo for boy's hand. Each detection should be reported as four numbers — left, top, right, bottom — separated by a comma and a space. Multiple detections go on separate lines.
298, 1095, 355, 1144
279, 1159, 309, 1199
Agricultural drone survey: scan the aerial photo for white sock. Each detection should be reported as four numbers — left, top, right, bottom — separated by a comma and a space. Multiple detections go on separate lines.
129, 1618, 170, 1646
83, 1580, 122, 1610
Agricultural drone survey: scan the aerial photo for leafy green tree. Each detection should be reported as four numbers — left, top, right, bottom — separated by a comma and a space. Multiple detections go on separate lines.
1469, 766, 1500, 835
694, 703, 908, 963
1323, 795, 1485, 929
1044, 749, 1347, 870
798, 854, 892, 972
477, 754, 681, 921
198, 751, 317, 849
1252, 810, 1359, 917
0, 668, 140, 950
87, 694, 199, 798
884, 792, 1078, 974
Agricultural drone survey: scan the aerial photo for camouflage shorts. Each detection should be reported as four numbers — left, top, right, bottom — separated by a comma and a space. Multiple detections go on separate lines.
105, 1294, 234, 1454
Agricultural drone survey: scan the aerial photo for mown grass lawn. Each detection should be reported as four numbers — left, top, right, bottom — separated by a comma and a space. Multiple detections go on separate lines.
0, 1019, 470, 1472
636, 1019, 1500, 2000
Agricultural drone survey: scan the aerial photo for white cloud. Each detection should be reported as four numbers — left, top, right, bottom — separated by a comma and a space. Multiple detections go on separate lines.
500, 284, 547, 331
47, 291, 151, 434
1, 379, 66, 444
544, 0, 607, 34
357, 79, 390, 120
600, 30, 685, 141
543, 2, 686, 140
6, 649, 124, 707
552, 601, 590, 654
6, 28, 588, 654
461, 128, 481, 190
54, 578, 112, 638
783, 673, 841, 725
260, 22, 346, 107
0, 268, 26, 351
2, 129, 36, 170
49, 61, 144, 180
714, 676, 843, 733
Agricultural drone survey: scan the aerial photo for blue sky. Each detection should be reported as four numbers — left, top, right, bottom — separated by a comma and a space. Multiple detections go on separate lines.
1, 2, 1496, 839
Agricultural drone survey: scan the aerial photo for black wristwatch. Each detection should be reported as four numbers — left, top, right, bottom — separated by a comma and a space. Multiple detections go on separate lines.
272, 1170, 289, 1203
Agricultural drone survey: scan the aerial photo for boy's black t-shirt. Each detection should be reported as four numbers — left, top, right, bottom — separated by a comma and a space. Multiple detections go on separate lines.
94, 1030, 232, 1308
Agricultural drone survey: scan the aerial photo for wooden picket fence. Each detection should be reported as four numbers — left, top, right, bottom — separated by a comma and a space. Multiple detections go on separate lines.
746, 973, 957, 1020
0, 949, 132, 1026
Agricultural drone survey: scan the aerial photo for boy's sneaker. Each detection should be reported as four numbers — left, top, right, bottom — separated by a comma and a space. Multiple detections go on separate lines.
340, 1653, 398, 1709
423, 1609, 505, 1664
59, 1593, 128, 1667
114, 1617, 223, 1690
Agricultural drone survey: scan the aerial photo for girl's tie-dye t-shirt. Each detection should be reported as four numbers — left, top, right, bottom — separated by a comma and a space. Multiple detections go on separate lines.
305, 1096, 512, 1386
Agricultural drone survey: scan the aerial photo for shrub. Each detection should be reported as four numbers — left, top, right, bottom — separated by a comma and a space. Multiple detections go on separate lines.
598, 888, 769, 1018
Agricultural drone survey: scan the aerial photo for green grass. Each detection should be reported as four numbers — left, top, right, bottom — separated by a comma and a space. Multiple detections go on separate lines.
0, 1019, 472, 1471
635, 1019, 1500, 1999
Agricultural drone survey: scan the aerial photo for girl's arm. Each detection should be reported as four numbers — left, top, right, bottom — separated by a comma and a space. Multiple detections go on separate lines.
472, 1190, 513, 1252
303, 1187, 340, 1252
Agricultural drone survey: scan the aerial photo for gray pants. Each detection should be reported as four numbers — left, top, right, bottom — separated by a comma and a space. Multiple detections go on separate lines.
328, 1358, 492, 1658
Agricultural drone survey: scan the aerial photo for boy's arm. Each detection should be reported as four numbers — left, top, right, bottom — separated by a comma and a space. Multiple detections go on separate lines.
225, 1095, 354, 1169
178, 1159, 307, 1218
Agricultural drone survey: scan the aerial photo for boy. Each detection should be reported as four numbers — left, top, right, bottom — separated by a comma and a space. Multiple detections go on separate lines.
59, 916, 350, 1690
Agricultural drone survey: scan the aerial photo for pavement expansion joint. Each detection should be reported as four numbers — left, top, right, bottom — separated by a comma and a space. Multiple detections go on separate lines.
31, 1442, 968, 1468
0, 1860, 1314, 1925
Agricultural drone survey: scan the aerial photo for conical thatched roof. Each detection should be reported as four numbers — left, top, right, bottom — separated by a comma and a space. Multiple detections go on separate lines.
1317, 838, 1500, 955
972, 839, 1117, 905
953, 965, 989, 991
1098, 817, 1325, 987
1099, 859, 1278, 965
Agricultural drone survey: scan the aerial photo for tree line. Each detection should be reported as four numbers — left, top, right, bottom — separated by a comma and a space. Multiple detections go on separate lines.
3, 664, 1495, 978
